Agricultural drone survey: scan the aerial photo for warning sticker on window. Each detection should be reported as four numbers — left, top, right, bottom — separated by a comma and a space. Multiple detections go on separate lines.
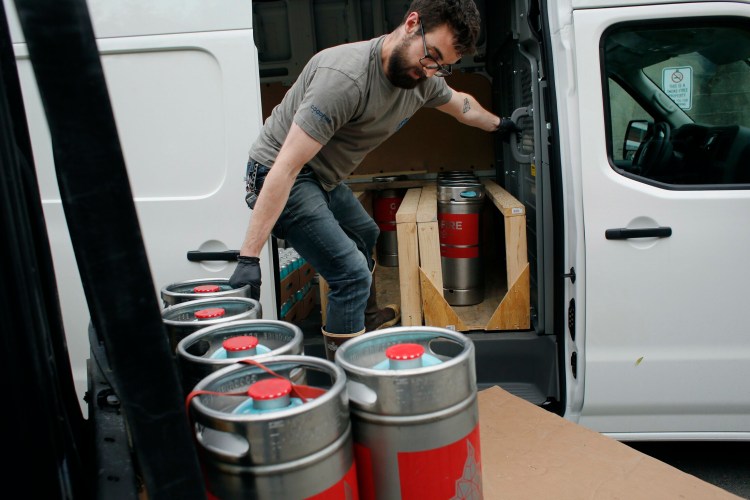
662, 66, 692, 110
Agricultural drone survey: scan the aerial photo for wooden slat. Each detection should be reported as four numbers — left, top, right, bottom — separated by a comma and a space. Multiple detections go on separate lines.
482, 179, 525, 217
416, 184, 442, 292
319, 277, 329, 327
483, 178, 529, 319
420, 268, 466, 331
396, 188, 422, 326
486, 263, 531, 330
504, 215, 528, 286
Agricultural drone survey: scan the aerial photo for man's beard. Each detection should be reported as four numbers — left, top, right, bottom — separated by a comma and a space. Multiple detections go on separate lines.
387, 40, 426, 89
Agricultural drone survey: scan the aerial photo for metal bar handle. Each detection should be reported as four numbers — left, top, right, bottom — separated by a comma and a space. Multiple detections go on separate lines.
605, 227, 672, 240
187, 250, 240, 262
509, 105, 533, 163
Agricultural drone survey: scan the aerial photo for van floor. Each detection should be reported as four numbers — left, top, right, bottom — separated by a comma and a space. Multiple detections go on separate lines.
296, 267, 551, 407
296, 264, 402, 358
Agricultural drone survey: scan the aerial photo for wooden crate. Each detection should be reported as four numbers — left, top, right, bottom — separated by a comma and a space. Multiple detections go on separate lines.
317, 182, 529, 331
416, 179, 530, 331
279, 267, 300, 305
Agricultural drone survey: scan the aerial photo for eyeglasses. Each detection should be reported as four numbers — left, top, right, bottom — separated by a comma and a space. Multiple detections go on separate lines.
419, 23, 452, 77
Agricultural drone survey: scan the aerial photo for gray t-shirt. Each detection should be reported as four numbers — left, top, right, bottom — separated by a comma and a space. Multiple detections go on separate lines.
248, 36, 452, 191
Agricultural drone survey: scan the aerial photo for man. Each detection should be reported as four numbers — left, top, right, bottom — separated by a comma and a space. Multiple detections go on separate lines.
229, 0, 519, 359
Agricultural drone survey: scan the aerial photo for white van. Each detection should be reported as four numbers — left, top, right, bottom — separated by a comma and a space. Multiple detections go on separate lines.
5, 0, 749, 471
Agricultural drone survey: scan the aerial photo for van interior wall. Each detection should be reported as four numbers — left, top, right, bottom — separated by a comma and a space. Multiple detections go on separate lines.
259, 71, 496, 177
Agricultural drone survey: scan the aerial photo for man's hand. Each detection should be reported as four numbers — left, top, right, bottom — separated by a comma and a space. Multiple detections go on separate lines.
229, 256, 261, 300
496, 117, 521, 143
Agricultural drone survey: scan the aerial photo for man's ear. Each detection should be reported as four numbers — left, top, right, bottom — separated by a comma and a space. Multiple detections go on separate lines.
404, 11, 420, 33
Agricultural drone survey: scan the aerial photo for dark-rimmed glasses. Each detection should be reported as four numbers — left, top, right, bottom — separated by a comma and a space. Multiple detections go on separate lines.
419, 22, 452, 77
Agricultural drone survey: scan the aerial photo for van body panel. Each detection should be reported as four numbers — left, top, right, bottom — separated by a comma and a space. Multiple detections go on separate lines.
572, 0, 750, 8
5, 0, 252, 41
6, 0, 272, 410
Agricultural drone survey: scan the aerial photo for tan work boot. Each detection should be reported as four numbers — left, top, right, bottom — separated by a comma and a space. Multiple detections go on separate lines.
321, 327, 365, 361
364, 265, 400, 332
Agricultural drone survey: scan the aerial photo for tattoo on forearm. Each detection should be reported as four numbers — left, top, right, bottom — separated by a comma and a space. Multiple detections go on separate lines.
462, 98, 470, 114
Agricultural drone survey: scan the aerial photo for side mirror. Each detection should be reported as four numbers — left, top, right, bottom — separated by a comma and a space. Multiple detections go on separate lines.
623, 120, 652, 161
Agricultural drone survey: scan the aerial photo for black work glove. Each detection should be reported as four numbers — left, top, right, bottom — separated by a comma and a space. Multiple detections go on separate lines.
496, 117, 521, 143
229, 256, 261, 300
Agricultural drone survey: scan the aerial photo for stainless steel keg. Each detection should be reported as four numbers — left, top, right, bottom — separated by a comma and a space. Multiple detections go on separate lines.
160, 277, 252, 307
335, 326, 482, 500
161, 297, 261, 352
437, 180, 485, 306
176, 319, 305, 395
373, 175, 407, 267
189, 355, 359, 499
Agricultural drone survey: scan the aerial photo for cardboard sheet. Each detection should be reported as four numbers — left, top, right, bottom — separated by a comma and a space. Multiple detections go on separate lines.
478, 386, 740, 499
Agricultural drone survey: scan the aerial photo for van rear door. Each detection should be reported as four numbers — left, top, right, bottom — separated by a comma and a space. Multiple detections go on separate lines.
5, 0, 271, 408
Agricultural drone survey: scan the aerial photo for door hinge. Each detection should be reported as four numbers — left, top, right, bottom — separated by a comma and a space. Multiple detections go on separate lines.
562, 267, 576, 283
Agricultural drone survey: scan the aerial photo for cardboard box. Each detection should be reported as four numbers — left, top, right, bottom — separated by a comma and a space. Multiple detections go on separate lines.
296, 286, 315, 321
279, 268, 300, 305
478, 386, 738, 499
298, 261, 315, 288
281, 298, 300, 323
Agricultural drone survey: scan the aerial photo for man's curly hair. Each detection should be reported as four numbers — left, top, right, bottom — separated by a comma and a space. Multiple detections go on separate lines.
402, 0, 481, 56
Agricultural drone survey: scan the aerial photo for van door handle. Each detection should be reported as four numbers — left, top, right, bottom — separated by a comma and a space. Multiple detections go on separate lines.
187, 250, 240, 262
605, 227, 672, 240
509, 105, 533, 164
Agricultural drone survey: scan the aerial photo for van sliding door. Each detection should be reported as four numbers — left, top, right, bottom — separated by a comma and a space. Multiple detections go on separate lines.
571, 2, 750, 437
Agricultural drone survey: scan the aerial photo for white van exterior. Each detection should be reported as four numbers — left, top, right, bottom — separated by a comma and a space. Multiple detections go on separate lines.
4, 0, 276, 412
6, 0, 750, 439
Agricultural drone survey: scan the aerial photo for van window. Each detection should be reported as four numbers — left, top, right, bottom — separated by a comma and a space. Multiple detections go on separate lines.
603, 20, 750, 187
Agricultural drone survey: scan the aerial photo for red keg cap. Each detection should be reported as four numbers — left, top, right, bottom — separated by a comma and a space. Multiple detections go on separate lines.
193, 284, 221, 293
194, 307, 225, 319
248, 378, 293, 400
386, 343, 425, 361
223, 335, 259, 352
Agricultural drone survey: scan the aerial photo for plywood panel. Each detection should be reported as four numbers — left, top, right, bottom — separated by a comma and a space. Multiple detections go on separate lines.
259, 73, 494, 177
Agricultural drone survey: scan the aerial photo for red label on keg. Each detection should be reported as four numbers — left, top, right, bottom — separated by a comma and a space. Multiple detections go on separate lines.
440, 245, 480, 259
354, 443, 375, 500
355, 426, 482, 500
438, 213, 480, 246
397, 425, 482, 499
374, 197, 402, 231
307, 461, 359, 499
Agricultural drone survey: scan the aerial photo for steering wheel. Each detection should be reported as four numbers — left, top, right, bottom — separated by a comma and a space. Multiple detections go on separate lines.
632, 121, 672, 176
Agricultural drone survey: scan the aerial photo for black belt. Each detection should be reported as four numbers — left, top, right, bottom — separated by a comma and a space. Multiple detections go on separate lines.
245, 160, 313, 209
247, 159, 312, 180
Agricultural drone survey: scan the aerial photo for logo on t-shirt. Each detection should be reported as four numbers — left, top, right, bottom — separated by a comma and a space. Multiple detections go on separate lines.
310, 104, 332, 125
396, 117, 409, 131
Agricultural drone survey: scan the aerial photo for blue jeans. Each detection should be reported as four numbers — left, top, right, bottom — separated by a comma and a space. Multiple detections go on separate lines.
247, 161, 378, 334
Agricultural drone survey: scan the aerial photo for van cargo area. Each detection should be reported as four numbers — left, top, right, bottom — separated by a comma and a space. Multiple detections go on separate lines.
256, 0, 562, 409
